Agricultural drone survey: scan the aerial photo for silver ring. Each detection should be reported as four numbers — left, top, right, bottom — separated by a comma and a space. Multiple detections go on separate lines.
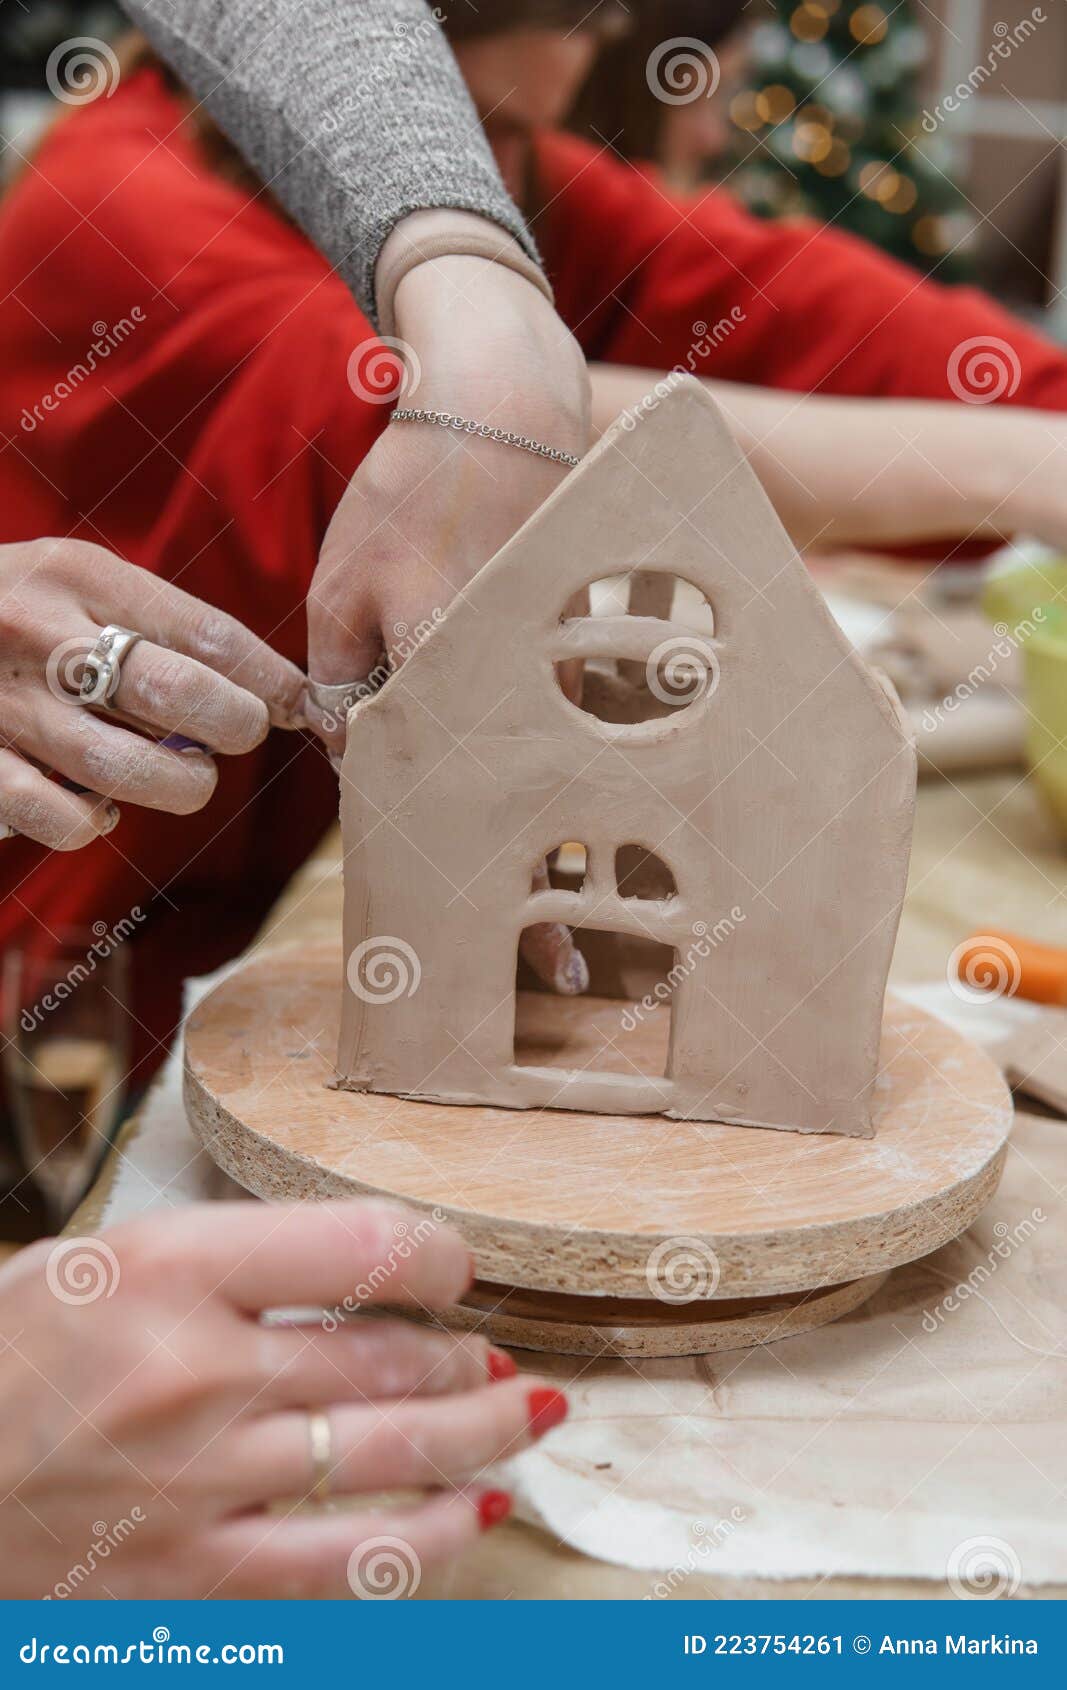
79, 625, 144, 708
306, 677, 369, 715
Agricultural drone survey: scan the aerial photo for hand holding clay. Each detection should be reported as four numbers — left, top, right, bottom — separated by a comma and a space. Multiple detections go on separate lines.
0, 1200, 567, 1598
0, 538, 306, 848
306, 222, 589, 735
307, 218, 591, 994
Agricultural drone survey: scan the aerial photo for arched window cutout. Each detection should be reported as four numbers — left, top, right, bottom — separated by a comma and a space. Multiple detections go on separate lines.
555, 573, 717, 726
531, 842, 587, 894
616, 845, 677, 901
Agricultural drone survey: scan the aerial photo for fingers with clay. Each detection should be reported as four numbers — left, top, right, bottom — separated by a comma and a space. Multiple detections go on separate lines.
0, 749, 119, 851
522, 860, 589, 996
99, 639, 272, 755
0, 539, 306, 848
79, 560, 307, 731
21, 700, 218, 815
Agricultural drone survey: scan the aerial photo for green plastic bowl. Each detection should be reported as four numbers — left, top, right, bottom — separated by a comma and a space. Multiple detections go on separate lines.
983, 561, 1067, 835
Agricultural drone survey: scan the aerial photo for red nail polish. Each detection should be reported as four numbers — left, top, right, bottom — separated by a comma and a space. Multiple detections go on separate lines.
527, 1386, 569, 1437
478, 1489, 512, 1531
488, 1348, 517, 1381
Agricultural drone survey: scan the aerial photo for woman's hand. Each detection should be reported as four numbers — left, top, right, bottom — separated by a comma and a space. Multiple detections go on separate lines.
0, 538, 306, 848
307, 248, 589, 717
307, 219, 592, 994
0, 1200, 565, 1598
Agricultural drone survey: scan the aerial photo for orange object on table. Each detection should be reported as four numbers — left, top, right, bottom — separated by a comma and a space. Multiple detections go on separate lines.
955, 930, 1067, 1006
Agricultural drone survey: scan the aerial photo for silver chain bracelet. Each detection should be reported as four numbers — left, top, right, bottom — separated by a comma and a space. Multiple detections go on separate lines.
391, 407, 580, 468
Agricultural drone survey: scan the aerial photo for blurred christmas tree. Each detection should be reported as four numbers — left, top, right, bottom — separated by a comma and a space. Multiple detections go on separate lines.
730, 0, 975, 278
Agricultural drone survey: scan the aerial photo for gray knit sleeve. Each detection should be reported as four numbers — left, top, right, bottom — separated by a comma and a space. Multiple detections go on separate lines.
120, 1, 541, 323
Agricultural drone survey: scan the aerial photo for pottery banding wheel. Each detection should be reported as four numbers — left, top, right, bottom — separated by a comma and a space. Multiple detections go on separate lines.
183, 943, 1013, 1357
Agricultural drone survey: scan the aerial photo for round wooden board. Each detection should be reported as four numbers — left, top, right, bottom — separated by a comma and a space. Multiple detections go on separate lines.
184, 941, 1013, 1302
417, 1272, 889, 1358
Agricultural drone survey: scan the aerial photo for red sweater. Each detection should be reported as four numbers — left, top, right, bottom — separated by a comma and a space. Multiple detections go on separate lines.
1, 69, 1064, 1062
537, 135, 1067, 407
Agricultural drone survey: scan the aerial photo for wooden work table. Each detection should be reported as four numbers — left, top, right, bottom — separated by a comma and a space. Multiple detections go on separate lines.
69, 770, 1067, 1599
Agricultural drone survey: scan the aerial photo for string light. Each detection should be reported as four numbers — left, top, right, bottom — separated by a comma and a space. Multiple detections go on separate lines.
850, 4, 889, 44
755, 84, 797, 124
859, 161, 903, 203
815, 140, 851, 177
885, 175, 918, 213
730, 90, 764, 132
793, 120, 834, 164
790, 4, 829, 42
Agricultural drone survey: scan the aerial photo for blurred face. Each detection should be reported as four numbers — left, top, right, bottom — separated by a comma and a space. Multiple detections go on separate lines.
657, 35, 747, 188
451, 30, 602, 198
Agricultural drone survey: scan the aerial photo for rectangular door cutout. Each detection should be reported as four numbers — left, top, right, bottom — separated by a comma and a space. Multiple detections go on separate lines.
514, 928, 675, 1080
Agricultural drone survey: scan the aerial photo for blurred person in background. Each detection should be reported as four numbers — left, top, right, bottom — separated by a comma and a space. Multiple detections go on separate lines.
568, 0, 752, 191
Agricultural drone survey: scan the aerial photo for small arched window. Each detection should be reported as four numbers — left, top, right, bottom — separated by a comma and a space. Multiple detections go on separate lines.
615, 845, 677, 901
531, 843, 587, 894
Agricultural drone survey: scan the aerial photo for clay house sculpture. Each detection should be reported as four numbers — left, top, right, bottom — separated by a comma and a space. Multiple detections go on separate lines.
335, 379, 916, 1136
